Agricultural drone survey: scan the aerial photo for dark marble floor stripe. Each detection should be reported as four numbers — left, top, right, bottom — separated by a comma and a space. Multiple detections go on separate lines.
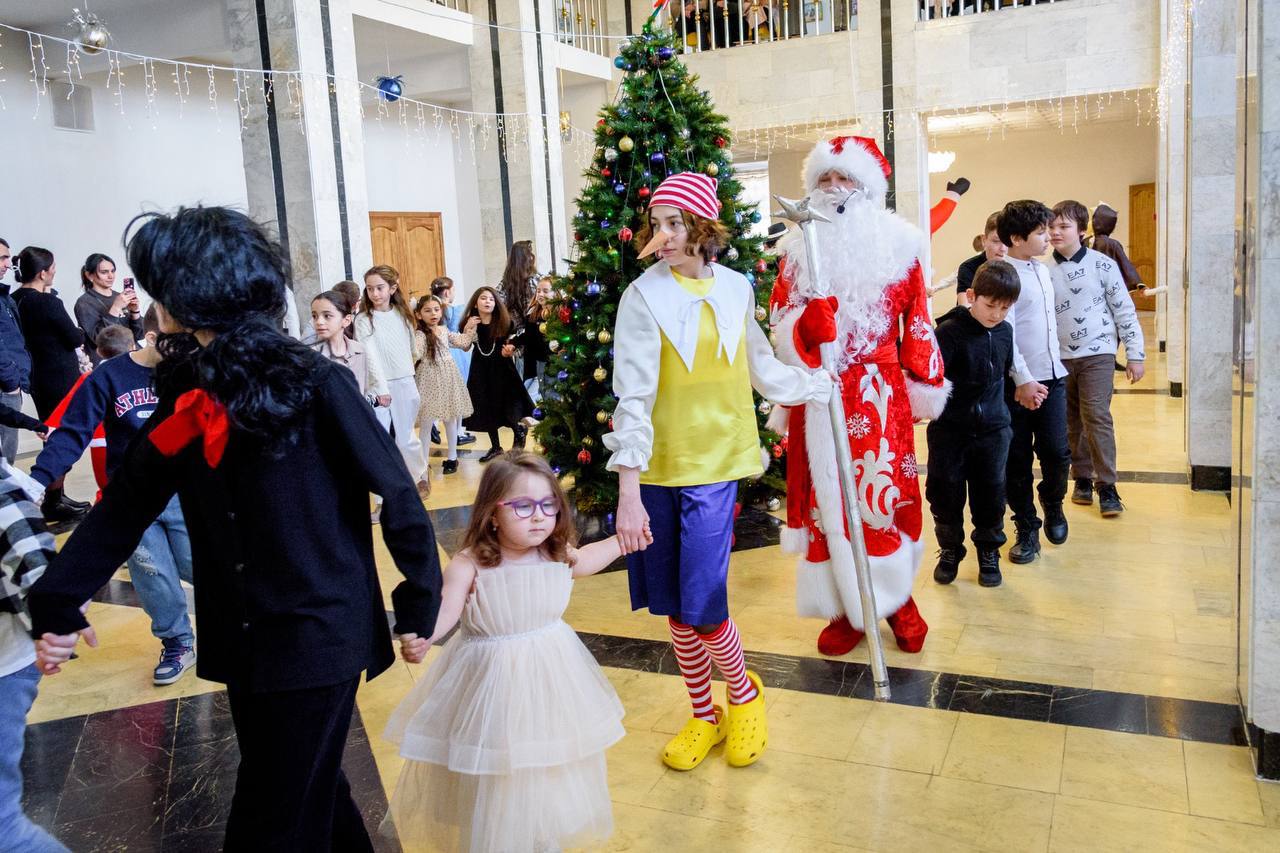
576, 631, 1248, 746
24, 692, 400, 852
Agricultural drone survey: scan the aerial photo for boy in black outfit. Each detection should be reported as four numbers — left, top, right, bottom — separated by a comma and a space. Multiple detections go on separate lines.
927, 260, 1021, 587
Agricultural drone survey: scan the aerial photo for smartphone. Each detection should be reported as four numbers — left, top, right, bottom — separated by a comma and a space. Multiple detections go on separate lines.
123, 277, 135, 293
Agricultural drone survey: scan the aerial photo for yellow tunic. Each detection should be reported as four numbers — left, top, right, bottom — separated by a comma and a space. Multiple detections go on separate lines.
643, 272, 762, 487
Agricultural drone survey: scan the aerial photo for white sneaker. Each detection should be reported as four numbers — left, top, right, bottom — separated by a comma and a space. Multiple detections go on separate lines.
153, 639, 196, 686
371, 506, 381, 524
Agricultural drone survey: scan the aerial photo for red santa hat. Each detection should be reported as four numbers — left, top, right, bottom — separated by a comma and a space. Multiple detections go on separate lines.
648, 172, 722, 221
803, 136, 891, 202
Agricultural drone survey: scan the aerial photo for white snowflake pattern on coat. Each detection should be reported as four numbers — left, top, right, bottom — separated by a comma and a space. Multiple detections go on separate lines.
900, 453, 918, 479
846, 412, 872, 439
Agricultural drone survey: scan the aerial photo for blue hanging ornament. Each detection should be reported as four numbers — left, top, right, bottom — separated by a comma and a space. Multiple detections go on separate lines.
746, 272, 756, 285
614, 56, 627, 69
657, 46, 675, 62
572, 300, 581, 310
600, 218, 611, 229
613, 182, 626, 194
750, 210, 762, 224
649, 151, 666, 166
552, 466, 562, 476
532, 407, 544, 419
586, 281, 602, 296
375, 75, 404, 103
557, 370, 569, 381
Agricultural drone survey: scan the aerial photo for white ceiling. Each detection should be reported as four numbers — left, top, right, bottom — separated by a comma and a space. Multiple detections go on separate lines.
926, 90, 1156, 139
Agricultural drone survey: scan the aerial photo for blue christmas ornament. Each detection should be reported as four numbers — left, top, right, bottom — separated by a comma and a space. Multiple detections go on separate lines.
649, 151, 666, 165
375, 75, 404, 102
586, 281, 602, 295
532, 407, 544, 419
746, 272, 756, 285
614, 56, 627, 69
600, 219, 611, 229
572, 300, 581, 310
613, 182, 626, 194
552, 466, 561, 476
642, 170, 652, 180
657, 46, 675, 62
750, 210, 762, 224
557, 371, 569, 381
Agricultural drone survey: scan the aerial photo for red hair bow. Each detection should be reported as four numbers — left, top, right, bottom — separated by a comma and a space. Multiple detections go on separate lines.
148, 389, 231, 468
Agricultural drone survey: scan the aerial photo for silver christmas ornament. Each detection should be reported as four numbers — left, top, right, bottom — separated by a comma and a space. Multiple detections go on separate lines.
70, 8, 110, 55
758, 401, 773, 415
725, 247, 740, 261
603, 147, 619, 162
766, 496, 782, 511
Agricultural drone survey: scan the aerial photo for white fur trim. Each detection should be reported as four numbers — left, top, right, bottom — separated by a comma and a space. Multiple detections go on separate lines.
907, 377, 953, 421
766, 404, 790, 434
798, 401, 924, 628
770, 304, 806, 368
803, 140, 890, 203
780, 525, 809, 555
759, 445, 772, 475
795, 539, 923, 627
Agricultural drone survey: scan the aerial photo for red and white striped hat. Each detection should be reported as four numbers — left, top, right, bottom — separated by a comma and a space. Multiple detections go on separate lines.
648, 172, 721, 221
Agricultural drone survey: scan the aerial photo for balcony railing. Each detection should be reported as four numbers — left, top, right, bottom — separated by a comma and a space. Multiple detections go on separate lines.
555, 0, 611, 55
918, 0, 1071, 21
426, 0, 469, 12
657, 1, 860, 54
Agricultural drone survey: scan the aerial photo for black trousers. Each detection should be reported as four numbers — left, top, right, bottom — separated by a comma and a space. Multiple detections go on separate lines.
926, 423, 1012, 550
1005, 377, 1071, 532
223, 676, 373, 852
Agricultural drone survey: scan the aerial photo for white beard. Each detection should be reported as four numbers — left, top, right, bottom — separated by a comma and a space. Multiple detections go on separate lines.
780, 191, 925, 364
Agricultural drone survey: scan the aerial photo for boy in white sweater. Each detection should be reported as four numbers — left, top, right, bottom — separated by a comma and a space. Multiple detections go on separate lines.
1048, 200, 1145, 517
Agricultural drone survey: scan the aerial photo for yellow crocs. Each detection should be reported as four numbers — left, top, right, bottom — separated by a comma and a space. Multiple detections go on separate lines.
724, 671, 768, 767
661, 705, 726, 771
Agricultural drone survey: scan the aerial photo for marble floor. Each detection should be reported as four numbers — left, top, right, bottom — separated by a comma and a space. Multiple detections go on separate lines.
20, 317, 1280, 851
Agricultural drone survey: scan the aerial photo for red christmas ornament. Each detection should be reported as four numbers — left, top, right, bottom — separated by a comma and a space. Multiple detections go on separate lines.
715, 136, 727, 148
577, 449, 592, 465
638, 186, 651, 198
601, 166, 612, 178
755, 258, 769, 272
771, 442, 784, 458
558, 305, 572, 324
574, 231, 582, 242
619, 226, 634, 242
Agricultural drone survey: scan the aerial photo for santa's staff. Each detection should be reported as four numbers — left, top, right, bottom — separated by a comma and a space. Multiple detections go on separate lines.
773, 194, 891, 701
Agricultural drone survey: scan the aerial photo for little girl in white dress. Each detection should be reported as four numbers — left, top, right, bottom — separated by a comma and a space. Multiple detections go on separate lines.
384, 451, 648, 852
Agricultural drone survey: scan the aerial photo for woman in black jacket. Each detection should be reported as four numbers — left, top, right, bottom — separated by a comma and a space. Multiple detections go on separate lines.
9, 248, 82, 419
74, 252, 143, 365
28, 207, 443, 852
10, 247, 89, 520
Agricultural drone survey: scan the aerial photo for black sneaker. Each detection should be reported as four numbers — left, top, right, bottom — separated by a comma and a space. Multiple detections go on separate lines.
1098, 484, 1124, 518
442, 459, 458, 475
933, 545, 966, 585
1008, 528, 1041, 564
153, 638, 196, 686
61, 495, 91, 511
42, 496, 88, 523
1043, 504, 1069, 545
977, 548, 1003, 587
457, 433, 477, 446
1071, 478, 1093, 506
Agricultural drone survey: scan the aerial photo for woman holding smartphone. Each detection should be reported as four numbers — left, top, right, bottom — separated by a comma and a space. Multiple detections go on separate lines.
74, 254, 143, 364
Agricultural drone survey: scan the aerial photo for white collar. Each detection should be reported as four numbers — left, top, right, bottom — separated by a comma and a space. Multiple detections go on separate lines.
631, 261, 751, 372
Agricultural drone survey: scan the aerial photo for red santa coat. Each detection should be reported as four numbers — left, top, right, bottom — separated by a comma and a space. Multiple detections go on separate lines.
769, 223, 951, 629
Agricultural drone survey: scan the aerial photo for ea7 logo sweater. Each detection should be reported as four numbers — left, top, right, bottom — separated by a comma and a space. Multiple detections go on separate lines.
1049, 247, 1146, 362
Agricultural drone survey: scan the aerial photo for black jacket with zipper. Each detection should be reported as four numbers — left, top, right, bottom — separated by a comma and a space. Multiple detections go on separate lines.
932, 306, 1014, 436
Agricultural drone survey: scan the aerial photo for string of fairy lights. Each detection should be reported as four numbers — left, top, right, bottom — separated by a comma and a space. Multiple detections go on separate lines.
0, 0, 1205, 167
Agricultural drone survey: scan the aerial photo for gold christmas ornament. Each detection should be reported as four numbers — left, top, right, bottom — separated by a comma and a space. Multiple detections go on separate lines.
596, 410, 609, 424
618, 135, 635, 152
705, 162, 720, 177
597, 329, 612, 344
582, 435, 595, 447
593, 366, 608, 382
538, 322, 548, 335
754, 306, 767, 322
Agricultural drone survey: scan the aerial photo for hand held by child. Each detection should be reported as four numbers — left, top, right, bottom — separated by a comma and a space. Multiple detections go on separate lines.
34, 626, 99, 676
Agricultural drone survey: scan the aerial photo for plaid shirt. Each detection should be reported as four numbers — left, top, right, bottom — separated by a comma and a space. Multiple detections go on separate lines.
0, 477, 56, 630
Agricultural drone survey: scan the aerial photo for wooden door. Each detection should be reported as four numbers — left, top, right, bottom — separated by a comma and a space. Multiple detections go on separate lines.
1128, 183, 1157, 309
368, 212, 446, 303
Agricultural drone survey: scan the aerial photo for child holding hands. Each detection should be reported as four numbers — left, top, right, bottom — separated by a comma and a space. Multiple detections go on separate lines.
385, 451, 647, 853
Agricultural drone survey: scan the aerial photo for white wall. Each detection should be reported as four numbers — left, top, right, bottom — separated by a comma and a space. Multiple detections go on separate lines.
0, 42, 249, 318
361, 110, 486, 297
926, 118, 1158, 290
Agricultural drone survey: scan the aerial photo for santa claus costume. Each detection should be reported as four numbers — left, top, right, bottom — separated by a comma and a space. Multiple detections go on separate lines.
769, 136, 951, 657
605, 172, 829, 771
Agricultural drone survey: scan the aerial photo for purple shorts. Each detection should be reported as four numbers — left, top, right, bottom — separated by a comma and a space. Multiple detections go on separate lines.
626, 480, 738, 625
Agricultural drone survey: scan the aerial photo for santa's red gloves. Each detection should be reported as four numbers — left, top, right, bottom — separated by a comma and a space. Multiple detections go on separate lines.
794, 296, 839, 369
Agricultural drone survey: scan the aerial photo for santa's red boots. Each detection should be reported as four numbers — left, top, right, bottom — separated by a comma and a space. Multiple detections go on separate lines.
886, 597, 928, 653
815, 598, 929, 656
817, 615, 864, 656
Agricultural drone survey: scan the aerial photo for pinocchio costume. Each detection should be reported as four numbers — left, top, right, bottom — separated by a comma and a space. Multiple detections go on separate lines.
604, 172, 829, 770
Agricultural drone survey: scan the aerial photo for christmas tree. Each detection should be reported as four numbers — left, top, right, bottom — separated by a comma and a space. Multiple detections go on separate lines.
534, 20, 785, 514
